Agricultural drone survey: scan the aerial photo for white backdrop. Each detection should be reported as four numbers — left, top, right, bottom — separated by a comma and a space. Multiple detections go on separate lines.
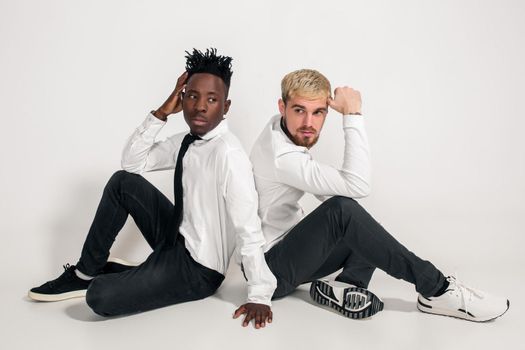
1, 0, 524, 347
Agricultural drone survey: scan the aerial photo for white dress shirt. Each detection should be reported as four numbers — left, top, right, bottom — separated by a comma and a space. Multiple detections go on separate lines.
121, 113, 277, 306
250, 114, 371, 251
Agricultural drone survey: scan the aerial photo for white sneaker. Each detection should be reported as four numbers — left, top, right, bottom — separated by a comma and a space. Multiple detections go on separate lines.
310, 279, 384, 319
417, 275, 510, 322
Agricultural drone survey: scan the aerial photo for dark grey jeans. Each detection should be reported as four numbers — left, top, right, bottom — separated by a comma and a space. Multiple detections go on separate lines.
265, 196, 446, 299
77, 170, 224, 316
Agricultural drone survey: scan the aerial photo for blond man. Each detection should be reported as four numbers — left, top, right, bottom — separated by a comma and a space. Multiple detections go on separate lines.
248, 69, 509, 321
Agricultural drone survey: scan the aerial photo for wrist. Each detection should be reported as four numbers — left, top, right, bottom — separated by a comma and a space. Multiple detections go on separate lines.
152, 108, 168, 121
343, 110, 362, 116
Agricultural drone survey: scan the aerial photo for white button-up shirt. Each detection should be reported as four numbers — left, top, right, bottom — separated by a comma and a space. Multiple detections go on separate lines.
121, 113, 277, 306
250, 114, 371, 251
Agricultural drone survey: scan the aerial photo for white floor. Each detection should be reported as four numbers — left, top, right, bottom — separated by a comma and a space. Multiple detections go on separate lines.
6, 258, 522, 350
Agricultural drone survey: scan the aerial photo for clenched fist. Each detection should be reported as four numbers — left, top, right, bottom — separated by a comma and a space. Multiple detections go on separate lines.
328, 86, 362, 115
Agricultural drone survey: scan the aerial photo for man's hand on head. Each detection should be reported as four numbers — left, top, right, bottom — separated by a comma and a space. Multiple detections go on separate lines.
233, 303, 273, 329
152, 71, 189, 121
328, 86, 362, 115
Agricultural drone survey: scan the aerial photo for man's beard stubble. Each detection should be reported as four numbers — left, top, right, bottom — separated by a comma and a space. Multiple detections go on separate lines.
280, 115, 319, 148
291, 128, 319, 148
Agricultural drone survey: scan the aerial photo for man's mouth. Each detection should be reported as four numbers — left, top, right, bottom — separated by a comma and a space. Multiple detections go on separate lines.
191, 117, 208, 126
299, 129, 316, 138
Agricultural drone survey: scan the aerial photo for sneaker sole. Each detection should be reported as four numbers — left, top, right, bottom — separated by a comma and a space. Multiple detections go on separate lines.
28, 289, 87, 302
309, 280, 384, 319
417, 297, 510, 322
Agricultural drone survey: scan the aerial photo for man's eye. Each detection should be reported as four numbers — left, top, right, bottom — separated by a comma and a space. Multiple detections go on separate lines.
294, 109, 304, 114
208, 98, 217, 103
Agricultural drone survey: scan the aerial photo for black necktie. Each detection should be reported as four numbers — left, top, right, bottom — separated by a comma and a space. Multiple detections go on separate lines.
171, 133, 201, 245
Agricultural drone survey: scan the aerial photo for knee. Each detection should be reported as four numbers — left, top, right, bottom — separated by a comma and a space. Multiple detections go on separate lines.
105, 170, 137, 192
108, 169, 131, 185
325, 196, 359, 212
86, 277, 114, 317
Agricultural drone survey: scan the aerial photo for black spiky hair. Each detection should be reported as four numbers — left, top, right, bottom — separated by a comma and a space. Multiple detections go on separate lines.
185, 48, 233, 90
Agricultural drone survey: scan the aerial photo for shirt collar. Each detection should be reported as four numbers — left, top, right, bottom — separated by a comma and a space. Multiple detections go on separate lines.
271, 114, 308, 154
192, 118, 229, 141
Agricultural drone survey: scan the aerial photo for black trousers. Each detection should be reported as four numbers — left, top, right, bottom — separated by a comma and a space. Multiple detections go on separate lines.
76, 170, 224, 316
265, 196, 446, 299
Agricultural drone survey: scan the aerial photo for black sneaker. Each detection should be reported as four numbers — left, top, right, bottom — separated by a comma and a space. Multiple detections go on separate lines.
28, 264, 91, 302
310, 279, 384, 319
102, 257, 138, 274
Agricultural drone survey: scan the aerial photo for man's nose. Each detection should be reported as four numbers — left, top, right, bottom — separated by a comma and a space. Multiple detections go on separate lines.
195, 97, 207, 112
302, 113, 313, 127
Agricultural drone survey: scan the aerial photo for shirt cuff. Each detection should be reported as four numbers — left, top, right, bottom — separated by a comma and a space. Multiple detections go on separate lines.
342, 114, 364, 128
136, 112, 166, 135
247, 285, 274, 306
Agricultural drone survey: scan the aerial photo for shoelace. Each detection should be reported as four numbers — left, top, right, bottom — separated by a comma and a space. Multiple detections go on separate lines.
449, 273, 484, 316
48, 263, 73, 288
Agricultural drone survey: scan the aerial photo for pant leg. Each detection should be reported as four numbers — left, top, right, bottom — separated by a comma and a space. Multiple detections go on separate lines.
77, 170, 176, 276
265, 196, 445, 298
334, 251, 376, 288
309, 243, 376, 289
85, 240, 224, 316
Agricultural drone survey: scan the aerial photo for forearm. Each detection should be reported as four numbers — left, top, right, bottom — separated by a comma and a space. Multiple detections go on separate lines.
340, 114, 371, 195
225, 151, 277, 305
121, 113, 166, 173
239, 240, 277, 306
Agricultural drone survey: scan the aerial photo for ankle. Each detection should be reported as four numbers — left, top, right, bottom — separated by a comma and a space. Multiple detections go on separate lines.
432, 279, 450, 297
75, 268, 94, 281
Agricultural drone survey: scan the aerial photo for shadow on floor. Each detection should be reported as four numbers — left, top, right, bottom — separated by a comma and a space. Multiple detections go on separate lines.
64, 302, 107, 322
381, 297, 417, 313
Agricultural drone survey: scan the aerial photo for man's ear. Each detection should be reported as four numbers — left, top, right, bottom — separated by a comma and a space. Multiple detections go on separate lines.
223, 99, 231, 115
278, 98, 286, 116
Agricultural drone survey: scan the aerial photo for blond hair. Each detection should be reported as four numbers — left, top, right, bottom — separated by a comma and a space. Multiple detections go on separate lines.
281, 69, 331, 103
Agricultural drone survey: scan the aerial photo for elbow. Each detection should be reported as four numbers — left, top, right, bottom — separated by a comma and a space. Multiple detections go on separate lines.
358, 186, 371, 198
120, 157, 132, 172
341, 170, 371, 198
120, 158, 142, 175
350, 182, 371, 198
360, 182, 372, 197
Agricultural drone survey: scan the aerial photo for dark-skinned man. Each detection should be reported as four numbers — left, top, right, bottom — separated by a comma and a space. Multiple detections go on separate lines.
29, 48, 276, 328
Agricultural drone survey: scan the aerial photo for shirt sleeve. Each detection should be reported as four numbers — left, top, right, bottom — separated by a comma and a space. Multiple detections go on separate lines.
314, 194, 332, 202
121, 113, 182, 174
275, 115, 371, 198
223, 149, 277, 306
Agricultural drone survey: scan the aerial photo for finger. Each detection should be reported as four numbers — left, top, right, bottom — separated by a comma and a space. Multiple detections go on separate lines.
243, 312, 254, 327
260, 312, 267, 328
268, 310, 273, 323
255, 312, 262, 329
175, 84, 186, 95
177, 71, 188, 81
233, 305, 246, 319
328, 98, 339, 110
175, 71, 189, 87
